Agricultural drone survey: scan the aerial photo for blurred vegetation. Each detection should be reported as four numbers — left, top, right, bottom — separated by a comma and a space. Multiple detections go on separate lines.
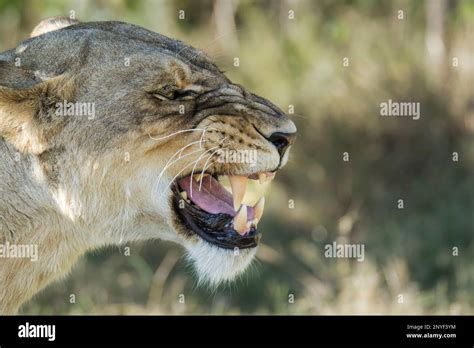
1, 0, 473, 314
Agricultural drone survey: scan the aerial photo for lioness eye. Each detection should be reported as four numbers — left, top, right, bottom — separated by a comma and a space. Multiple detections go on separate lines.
176, 89, 199, 99
152, 86, 198, 100
153, 85, 178, 100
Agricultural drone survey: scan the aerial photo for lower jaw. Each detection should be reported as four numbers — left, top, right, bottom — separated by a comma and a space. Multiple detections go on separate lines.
171, 184, 260, 250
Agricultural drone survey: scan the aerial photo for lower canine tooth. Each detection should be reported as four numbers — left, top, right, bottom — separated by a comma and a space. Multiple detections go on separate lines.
180, 191, 188, 200
233, 205, 247, 235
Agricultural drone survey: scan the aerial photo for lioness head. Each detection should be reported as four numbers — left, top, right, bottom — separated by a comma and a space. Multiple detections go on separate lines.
0, 19, 296, 286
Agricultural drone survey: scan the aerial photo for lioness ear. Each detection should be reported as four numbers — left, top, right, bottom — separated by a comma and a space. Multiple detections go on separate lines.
0, 61, 72, 154
30, 16, 80, 38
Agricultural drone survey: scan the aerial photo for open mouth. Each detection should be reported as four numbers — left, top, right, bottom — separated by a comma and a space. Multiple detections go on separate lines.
172, 172, 274, 249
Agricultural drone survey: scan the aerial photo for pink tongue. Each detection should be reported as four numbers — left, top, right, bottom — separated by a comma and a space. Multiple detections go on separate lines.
178, 176, 254, 219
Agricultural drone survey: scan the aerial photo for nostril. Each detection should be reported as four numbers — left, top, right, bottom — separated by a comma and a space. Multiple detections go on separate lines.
268, 132, 296, 156
269, 133, 289, 150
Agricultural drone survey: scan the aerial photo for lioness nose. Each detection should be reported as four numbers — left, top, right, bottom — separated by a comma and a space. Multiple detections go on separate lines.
268, 132, 296, 157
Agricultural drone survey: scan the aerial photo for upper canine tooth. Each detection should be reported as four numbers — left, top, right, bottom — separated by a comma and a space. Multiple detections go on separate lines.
233, 205, 247, 235
258, 172, 276, 184
228, 175, 248, 211
253, 197, 265, 221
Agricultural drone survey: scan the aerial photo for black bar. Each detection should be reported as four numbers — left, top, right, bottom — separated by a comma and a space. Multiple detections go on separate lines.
0, 315, 472, 346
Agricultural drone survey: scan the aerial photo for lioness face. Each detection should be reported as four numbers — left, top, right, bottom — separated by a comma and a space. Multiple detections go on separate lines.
0, 21, 296, 285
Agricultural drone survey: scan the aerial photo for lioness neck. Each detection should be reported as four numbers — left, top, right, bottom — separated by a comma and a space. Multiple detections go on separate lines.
0, 139, 86, 313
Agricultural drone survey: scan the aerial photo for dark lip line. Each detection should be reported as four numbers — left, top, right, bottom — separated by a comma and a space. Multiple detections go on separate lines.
252, 123, 269, 142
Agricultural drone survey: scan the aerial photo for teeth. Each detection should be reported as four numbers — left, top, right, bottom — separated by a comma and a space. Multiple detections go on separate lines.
180, 191, 187, 200
258, 172, 275, 184
251, 218, 259, 227
253, 196, 265, 221
233, 204, 248, 235
228, 175, 248, 211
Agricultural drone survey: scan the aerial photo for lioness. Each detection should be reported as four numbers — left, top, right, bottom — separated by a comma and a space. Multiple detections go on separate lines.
0, 18, 296, 314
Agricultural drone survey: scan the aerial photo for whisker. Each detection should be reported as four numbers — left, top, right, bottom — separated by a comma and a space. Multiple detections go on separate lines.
160, 156, 207, 198
199, 125, 219, 149
189, 137, 229, 197
198, 146, 227, 191
163, 139, 205, 172
148, 128, 208, 142
199, 159, 220, 191
156, 124, 219, 186
157, 146, 206, 188
189, 147, 220, 197
191, 152, 215, 191
289, 112, 309, 119
152, 127, 231, 199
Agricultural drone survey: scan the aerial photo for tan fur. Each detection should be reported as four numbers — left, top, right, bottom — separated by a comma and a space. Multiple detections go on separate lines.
0, 20, 296, 314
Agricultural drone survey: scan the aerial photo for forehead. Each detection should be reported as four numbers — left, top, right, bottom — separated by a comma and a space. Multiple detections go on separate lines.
0, 21, 225, 82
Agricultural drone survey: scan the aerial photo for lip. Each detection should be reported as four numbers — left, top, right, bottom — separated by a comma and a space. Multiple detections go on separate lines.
171, 183, 261, 249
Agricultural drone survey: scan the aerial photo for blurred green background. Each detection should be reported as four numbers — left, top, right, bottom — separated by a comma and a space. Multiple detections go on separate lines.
1, 0, 473, 314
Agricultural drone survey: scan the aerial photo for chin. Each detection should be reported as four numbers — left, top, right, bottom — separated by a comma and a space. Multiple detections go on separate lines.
185, 240, 258, 287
